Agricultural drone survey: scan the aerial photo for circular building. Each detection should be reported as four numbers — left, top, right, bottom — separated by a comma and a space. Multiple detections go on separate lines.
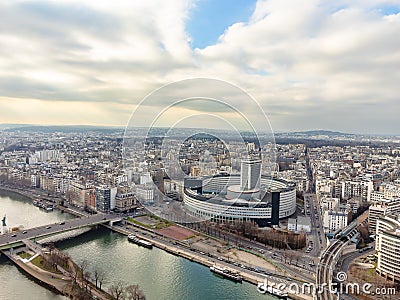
376, 215, 400, 282
183, 173, 296, 227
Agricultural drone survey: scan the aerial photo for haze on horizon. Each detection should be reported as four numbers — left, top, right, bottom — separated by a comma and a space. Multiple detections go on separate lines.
0, 0, 399, 135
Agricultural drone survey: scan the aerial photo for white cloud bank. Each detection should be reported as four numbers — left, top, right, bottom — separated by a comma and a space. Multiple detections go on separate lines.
0, 0, 399, 134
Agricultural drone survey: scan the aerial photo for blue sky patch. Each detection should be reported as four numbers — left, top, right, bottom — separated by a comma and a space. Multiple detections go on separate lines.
187, 0, 257, 49
379, 5, 400, 15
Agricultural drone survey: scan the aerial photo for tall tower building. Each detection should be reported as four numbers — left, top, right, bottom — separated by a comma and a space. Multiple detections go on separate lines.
240, 157, 261, 190
96, 187, 111, 213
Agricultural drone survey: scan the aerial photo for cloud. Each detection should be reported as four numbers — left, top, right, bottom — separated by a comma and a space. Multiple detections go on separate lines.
0, 0, 399, 134
193, 0, 400, 133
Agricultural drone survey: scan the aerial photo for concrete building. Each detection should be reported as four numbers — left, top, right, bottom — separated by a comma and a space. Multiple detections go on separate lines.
136, 185, 154, 204
115, 186, 136, 212
341, 180, 373, 202
346, 198, 361, 214
376, 215, 400, 282
320, 197, 340, 212
240, 157, 261, 191
96, 186, 111, 213
297, 216, 312, 233
288, 218, 297, 232
96, 186, 117, 212
323, 210, 348, 234
183, 173, 296, 227
369, 199, 400, 234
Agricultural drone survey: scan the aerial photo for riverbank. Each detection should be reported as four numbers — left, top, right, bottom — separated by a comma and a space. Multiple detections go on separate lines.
0, 184, 36, 200
104, 224, 313, 300
1, 243, 112, 300
1, 249, 68, 296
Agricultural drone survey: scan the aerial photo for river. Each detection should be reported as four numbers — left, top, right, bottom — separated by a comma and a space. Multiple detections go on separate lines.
0, 190, 275, 300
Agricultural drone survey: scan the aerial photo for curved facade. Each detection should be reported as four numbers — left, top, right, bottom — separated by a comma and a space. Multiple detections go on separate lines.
183, 174, 296, 226
376, 216, 400, 282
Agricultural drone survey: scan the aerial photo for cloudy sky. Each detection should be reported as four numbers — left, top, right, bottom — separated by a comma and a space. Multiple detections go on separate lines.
0, 0, 399, 134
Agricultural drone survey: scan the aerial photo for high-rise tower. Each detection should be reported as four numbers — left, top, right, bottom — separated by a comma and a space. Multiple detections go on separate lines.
240, 157, 261, 191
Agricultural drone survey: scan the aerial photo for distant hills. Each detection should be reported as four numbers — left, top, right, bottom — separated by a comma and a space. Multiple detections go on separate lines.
280, 130, 355, 136
0, 124, 389, 137
0, 123, 30, 130
1, 124, 123, 133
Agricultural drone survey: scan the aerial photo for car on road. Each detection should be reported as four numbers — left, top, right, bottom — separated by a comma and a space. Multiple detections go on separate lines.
11, 234, 16, 237
22, 231, 27, 234
59, 221, 65, 225
46, 226, 51, 229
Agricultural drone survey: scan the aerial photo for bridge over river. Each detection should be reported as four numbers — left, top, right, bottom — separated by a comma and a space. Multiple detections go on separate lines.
0, 214, 122, 250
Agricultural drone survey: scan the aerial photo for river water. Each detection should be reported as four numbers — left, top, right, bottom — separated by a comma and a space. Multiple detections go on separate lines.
0, 190, 275, 300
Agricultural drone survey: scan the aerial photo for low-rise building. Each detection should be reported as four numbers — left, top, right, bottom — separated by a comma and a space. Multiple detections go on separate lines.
288, 218, 297, 232
297, 216, 312, 233
323, 210, 348, 234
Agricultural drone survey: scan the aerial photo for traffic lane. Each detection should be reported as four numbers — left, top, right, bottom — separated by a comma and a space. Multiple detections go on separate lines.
339, 247, 375, 272
0, 214, 116, 245
120, 223, 312, 282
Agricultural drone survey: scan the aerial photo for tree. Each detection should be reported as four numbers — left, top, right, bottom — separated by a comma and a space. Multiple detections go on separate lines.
125, 284, 146, 300
79, 259, 89, 283
109, 280, 126, 300
98, 269, 107, 290
84, 271, 91, 291
94, 267, 106, 289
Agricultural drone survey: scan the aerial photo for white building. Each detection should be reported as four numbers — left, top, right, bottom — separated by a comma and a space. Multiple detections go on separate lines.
320, 197, 340, 212
369, 199, 400, 234
140, 172, 152, 185
323, 210, 348, 234
346, 198, 360, 214
288, 218, 297, 232
183, 174, 296, 227
30, 174, 39, 187
341, 180, 373, 202
297, 216, 312, 233
136, 185, 154, 204
240, 157, 262, 190
376, 215, 400, 282
370, 191, 386, 203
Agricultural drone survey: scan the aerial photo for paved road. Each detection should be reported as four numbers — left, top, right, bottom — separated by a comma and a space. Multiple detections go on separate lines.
113, 223, 308, 290
305, 193, 325, 257
186, 222, 317, 279
0, 213, 119, 248
338, 245, 375, 273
